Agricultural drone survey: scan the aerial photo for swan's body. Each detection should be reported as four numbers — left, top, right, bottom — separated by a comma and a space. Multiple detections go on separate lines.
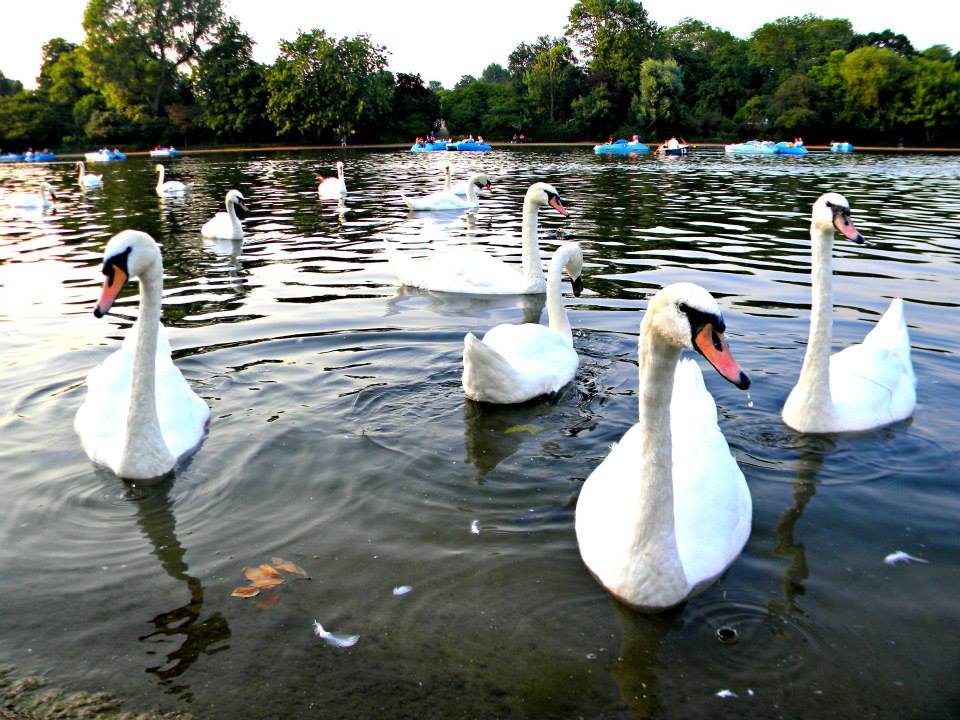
155, 164, 188, 196
463, 242, 584, 403
782, 193, 916, 433
402, 172, 490, 211
76, 161, 103, 189
7, 182, 57, 209
386, 181, 567, 295
201, 189, 245, 240
317, 161, 347, 200
75, 230, 209, 479
576, 283, 752, 611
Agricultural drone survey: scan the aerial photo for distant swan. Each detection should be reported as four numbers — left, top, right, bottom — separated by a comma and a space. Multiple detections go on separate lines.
7, 181, 57, 209
782, 192, 916, 433
201, 189, 246, 240
76, 161, 103, 189
74, 230, 210, 479
317, 161, 347, 200
402, 172, 491, 211
576, 283, 752, 610
385, 181, 568, 294
155, 164, 189, 196
463, 242, 584, 403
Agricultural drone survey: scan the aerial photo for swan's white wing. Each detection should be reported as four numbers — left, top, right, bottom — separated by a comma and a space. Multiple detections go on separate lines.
385, 244, 531, 294
318, 178, 347, 199
402, 190, 472, 211
670, 358, 751, 588
201, 211, 238, 239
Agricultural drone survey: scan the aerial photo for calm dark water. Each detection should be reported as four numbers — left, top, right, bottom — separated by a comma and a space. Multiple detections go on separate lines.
1, 148, 958, 719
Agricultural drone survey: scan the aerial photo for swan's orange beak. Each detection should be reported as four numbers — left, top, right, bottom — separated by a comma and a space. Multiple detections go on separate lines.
833, 212, 862, 243
549, 195, 568, 216
693, 323, 750, 389
94, 266, 127, 318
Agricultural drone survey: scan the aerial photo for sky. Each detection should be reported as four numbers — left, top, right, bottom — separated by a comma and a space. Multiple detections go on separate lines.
3, 0, 958, 89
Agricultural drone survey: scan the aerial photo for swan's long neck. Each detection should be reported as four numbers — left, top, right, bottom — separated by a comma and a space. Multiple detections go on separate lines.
443, 166, 451, 192
465, 181, 478, 203
156, 166, 165, 190
337, 164, 344, 183
622, 320, 688, 599
520, 200, 545, 289
794, 224, 837, 420
545, 249, 572, 345
78, 163, 85, 182
226, 196, 241, 233
120, 262, 175, 477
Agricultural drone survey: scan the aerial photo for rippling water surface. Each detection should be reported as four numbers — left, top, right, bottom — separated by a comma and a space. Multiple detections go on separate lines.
1, 148, 958, 718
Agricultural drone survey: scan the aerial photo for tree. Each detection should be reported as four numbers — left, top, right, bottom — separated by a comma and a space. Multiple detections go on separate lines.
481, 64, 509, 84
571, 82, 615, 136
768, 73, 824, 135
266, 30, 391, 140
629, 58, 682, 135
748, 15, 854, 92
852, 30, 915, 57
392, 73, 440, 139
83, 0, 224, 117
192, 18, 268, 140
566, 0, 659, 90
904, 55, 960, 141
0, 71, 23, 97
522, 37, 581, 123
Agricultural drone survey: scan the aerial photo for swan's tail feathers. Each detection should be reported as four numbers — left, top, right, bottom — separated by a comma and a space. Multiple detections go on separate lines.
864, 297, 911, 354
462, 333, 521, 403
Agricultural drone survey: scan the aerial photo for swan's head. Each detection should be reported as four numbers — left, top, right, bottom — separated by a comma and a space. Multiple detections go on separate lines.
812, 192, 861, 243
470, 173, 493, 191
94, 230, 161, 318
526, 182, 568, 216
560, 242, 584, 297
155, 164, 164, 173
42, 182, 57, 201
644, 283, 750, 389
226, 189, 247, 217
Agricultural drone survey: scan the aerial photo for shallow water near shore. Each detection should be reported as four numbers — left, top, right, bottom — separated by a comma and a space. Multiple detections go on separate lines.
1, 147, 959, 719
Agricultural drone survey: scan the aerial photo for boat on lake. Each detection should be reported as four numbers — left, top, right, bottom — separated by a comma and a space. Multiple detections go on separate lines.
831, 141, 855, 153
595, 137, 650, 155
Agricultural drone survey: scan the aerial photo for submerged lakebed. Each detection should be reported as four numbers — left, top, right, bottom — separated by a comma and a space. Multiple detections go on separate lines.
1, 147, 958, 718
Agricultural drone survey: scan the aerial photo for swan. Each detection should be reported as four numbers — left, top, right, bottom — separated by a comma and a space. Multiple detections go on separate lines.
575, 283, 752, 611
74, 230, 210, 479
7, 181, 57, 209
385, 181, 567, 294
76, 161, 103, 189
463, 242, 584, 403
201, 189, 246, 240
402, 172, 491, 211
782, 192, 916, 433
442, 163, 469, 196
155, 164, 189, 196
317, 161, 347, 200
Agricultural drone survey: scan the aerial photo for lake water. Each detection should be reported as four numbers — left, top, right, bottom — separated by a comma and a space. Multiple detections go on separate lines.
1, 147, 958, 719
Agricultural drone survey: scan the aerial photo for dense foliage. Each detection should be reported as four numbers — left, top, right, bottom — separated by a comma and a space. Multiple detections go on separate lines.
1, 0, 958, 151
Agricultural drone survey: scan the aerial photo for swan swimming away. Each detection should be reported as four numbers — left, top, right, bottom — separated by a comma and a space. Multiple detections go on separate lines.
385, 181, 568, 294
155, 164, 189, 196
575, 283, 752, 611
201, 189, 246, 240
76, 161, 103, 189
402, 172, 491, 211
7, 181, 57, 209
462, 242, 583, 403
74, 230, 210, 479
782, 192, 916, 433
317, 161, 347, 200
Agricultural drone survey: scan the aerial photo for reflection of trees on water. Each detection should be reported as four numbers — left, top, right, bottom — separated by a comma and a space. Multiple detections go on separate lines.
769, 440, 832, 616
129, 478, 230, 700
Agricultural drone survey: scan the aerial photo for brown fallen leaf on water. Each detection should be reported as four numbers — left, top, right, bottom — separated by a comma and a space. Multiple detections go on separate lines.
230, 586, 261, 598
243, 566, 285, 589
272, 557, 310, 578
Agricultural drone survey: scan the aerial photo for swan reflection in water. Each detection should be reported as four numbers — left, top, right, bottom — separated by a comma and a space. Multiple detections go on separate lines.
126, 476, 230, 700
384, 285, 545, 324
462, 397, 556, 480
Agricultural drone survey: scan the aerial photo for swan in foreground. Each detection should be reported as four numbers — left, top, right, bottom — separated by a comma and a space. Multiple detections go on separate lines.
6, 181, 57, 209
402, 172, 491, 211
782, 193, 915, 433
463, 242, 584, 403
201, 189, 246, 240
576, 283, 752, 611
385, 181, 567, 294
76, 161, 103, 189
317, 161, 347, 200
155, 164, 189, 196
74, 230, 210, 479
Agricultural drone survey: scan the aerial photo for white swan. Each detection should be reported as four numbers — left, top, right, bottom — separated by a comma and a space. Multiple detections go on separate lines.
74, 230, 210, 479
7, 181, 57, 209
442, 163, 469, 196
201, 189, 246, 240
155, 164, 189, 196
576, 283, 752, 611
402, 172, 491, 211
782, 192, 916, 433
317, 161, 347, 200
76, 161, 103, 189
385, 181, 568, 294
463, 242, 584, 403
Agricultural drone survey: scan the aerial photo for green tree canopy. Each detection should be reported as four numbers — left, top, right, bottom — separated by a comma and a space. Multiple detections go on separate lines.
566, 0, 659, 90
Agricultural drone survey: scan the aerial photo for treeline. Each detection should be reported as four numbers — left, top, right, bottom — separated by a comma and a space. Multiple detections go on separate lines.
2, 0, 959, 151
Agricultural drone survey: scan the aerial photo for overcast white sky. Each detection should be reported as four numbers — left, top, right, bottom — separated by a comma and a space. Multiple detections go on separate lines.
3, 1, 958, 88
